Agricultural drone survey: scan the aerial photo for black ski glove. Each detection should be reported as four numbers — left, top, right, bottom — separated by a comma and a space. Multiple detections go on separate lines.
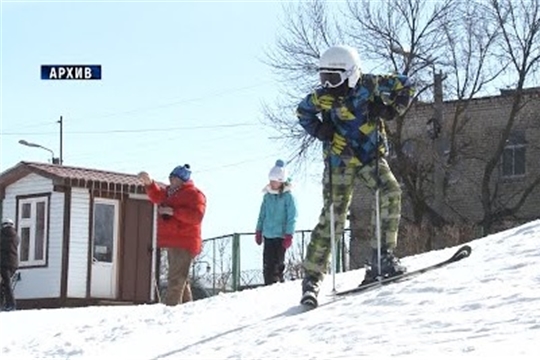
368, 96, 397, 121
314, 119, 335, 141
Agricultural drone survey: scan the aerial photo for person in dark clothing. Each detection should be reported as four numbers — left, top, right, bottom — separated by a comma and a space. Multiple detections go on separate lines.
1, 218, 19, 311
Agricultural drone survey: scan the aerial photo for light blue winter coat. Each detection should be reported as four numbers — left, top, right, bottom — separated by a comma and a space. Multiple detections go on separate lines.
256, 184, 297, 239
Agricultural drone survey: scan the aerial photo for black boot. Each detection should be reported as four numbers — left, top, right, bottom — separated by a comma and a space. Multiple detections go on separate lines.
361, 247, 406, 285
301, 274, 321, 308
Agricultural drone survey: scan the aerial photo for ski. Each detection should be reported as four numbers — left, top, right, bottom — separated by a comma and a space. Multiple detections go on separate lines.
331, 244, 472, 297
299, 245, 472, 309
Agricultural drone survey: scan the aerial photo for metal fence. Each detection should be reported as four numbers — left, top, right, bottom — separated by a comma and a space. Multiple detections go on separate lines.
158, 229, 351, 298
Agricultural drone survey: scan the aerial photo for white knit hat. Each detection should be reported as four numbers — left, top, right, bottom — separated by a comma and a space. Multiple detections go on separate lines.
268, 159, 287, 182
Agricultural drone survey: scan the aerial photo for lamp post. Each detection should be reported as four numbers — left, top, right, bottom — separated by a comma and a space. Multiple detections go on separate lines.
58, 116, 63, 165
18, 139, 60, 164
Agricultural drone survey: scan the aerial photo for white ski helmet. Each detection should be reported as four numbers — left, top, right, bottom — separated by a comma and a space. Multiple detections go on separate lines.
1, 218, 14, 228
318, 45, 362, 88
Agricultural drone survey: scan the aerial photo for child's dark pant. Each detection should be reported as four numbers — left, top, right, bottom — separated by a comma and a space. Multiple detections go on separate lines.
263, 238, 286, 285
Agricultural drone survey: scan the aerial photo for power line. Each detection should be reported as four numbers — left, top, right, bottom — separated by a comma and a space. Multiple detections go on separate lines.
61, 150, 281, 176
69, 82, 272, 122
0, 123, 258, 136
9, 121, 56, 130
194, 153, 283, 173
1, 80, 274, 134
64, 128, 266, 161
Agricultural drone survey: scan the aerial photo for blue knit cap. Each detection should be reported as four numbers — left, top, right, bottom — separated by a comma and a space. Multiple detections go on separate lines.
170, 164, 191, 182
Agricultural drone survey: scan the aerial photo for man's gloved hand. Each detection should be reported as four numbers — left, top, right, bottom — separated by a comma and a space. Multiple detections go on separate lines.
315, 120, 335, 141
317, 93, 335, 110
255, 231, 262, 245
368, 96, 397, 121
283, 234, 293, 249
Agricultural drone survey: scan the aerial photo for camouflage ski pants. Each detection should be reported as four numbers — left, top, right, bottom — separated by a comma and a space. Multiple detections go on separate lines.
303, 158, 402, 281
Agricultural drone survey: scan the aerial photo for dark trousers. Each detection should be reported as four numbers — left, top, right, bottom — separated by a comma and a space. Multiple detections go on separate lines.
263, 238, 286, 285
0, 267, 16, 310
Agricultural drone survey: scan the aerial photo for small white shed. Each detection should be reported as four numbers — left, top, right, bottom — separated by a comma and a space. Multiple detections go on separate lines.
0, 161, 159, 309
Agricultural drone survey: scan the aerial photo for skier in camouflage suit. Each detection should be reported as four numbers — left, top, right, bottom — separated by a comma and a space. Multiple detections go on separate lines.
297, 45, 415, 302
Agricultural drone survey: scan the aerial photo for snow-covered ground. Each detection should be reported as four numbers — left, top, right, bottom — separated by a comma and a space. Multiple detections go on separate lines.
2, 219, 540, 359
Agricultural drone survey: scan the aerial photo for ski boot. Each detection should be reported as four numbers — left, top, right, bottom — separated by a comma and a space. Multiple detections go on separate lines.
360, 247, 406, 286
300, 275, 321, 308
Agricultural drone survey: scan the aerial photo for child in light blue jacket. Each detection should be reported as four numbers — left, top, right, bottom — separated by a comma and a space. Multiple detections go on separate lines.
255, 159, 298, 285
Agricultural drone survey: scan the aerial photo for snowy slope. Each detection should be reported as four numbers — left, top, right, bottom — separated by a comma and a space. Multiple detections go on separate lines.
2, 220, 540, 359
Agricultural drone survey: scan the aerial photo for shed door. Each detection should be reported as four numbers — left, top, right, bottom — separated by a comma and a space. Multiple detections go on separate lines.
90, 199, 119, 299
120, 198, 154, 302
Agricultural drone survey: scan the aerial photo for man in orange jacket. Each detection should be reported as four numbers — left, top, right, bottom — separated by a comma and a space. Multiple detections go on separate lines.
138, 164, 206, 306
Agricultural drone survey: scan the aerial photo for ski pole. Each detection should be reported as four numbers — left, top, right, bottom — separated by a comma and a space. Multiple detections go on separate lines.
374, 111, 382, 282
328, 154, 337, 294
321, 112, 337, 294
375, 181, 382, 281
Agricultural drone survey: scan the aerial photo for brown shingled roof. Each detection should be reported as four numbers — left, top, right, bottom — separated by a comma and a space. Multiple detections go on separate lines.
0, 161, 161, 195
23, 162, 144, 186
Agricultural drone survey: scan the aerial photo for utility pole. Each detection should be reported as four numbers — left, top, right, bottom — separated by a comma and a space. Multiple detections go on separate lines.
58, 116, 63, 165
433, 71, 445, 219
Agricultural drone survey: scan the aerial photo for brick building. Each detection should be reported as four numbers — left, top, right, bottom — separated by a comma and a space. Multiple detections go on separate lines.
348, 87, 540, 268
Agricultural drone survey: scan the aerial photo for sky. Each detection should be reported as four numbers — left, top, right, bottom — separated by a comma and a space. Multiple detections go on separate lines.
0, 0, 328, 240
2, 219, 540, 359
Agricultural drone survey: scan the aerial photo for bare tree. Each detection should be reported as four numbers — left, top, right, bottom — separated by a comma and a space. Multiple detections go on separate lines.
263, 0, 540, 250
262, 0, 467, 260
420, 0, 505, 228
440, 0, 504, 171
263, 0, 461, 226
475, 0, 540, 233
343, 0, 462, 229
345, 0, 456, 91
261, 0, 343, 169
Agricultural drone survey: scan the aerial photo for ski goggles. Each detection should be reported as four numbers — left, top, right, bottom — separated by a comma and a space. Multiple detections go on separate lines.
319, 69, 347, 88
319, 66, 357, 88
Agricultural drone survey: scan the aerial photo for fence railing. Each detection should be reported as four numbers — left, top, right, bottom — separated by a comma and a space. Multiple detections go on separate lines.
158, 229, 351, 298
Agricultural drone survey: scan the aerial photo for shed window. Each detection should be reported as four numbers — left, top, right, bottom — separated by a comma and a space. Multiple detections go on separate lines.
17, 196, 49, 267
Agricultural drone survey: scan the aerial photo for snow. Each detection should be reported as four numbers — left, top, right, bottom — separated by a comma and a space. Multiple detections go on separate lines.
2, 220, 540, 359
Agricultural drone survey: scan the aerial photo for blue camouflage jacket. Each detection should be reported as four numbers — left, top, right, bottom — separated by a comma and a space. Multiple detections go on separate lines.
297, 73, 415, 167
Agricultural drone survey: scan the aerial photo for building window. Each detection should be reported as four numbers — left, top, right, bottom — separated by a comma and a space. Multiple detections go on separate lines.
17, 196, 48, 267
502, 132, 526, 178
92, 201, 117, 263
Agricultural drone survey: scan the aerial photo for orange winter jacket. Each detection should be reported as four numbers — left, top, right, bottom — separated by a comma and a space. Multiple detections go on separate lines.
145, 180, 206, 257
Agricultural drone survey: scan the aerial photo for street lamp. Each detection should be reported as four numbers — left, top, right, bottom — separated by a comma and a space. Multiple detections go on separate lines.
18, 139, 60, 164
